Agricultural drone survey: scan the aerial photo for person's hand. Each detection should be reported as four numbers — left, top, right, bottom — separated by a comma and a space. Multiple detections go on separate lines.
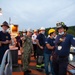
20, 47, 23, 54
40, 46, 43, 49
2, 40, 9, 44
6, 40, 9, 43
52, 46, 55, 50
21, 37, 26, 40
21, 37, 26, 43
59, 38, 64, 42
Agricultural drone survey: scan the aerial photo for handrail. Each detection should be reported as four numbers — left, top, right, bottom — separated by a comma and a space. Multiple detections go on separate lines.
0, 49, 12, 75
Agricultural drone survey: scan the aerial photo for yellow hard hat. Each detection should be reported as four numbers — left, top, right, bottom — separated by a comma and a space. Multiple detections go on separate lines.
48, 28, 55, 34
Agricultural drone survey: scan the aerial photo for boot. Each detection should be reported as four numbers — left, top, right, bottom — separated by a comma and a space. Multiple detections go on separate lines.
25, 69, 31, 73
24, 71, 30, 75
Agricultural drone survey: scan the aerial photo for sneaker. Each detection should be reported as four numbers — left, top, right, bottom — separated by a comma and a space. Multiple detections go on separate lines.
41, 66, 45, 69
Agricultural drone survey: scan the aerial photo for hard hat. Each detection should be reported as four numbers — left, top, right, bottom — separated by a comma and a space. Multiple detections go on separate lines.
27, 28, 33, 33
56, 22, 68, 31
48, 28, 55, 34
40, 27, 45, 30
23, 29, 27, 32
34, 29, 38, 32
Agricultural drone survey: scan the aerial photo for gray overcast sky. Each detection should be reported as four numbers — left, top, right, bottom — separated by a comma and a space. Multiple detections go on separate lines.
0, 0, 75, 31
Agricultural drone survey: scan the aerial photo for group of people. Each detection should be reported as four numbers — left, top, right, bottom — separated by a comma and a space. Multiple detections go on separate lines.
43, 22, 75, 75
21, 22, 75, 75
0, 21, 75, 75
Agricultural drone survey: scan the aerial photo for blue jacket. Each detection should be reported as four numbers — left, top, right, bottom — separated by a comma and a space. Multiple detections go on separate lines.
55, 34, 75, 56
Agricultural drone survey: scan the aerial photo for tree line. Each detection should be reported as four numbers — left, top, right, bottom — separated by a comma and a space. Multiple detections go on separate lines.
45, 26, 75, 36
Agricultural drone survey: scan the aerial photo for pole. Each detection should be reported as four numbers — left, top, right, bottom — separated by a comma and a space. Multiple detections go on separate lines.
9, 17, 11, 33
0, 8, 2, 15
9, 17, 11, 25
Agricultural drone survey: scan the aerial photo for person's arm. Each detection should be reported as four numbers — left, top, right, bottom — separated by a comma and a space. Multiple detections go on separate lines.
2, 33, 12, 44
45, 38, 55, 50
7, 33, 12, 44
1, 40, 11, 44
20, 47, 23, 54
7, 40, 12, 44
46, 43, 55, 50
36, 39, 43, 49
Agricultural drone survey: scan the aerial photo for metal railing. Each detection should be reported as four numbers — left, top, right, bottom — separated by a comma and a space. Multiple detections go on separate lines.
0, 49, 12, 75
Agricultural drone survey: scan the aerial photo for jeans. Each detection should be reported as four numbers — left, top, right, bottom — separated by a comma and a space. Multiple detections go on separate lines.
44, 53, 55, 75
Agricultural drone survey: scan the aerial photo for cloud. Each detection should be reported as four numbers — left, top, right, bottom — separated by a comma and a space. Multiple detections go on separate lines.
0, 0, 75, 30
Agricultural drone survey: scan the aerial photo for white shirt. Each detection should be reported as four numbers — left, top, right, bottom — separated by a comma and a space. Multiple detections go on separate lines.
32, 34, 37, 44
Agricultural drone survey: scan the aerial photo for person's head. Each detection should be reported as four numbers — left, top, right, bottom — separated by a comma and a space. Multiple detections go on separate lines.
17, 32, 20, 36
23, 29, 27, 36
33, 29, 38, 35
40, 27, 45, 34
56, 22, 68, 35
1, 21, 9, 32
48, 28, 56, 38
27, 28, 33, 37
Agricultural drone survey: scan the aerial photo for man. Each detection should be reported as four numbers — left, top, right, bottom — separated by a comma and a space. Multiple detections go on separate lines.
32, 29, 38, 59
44, 29, 56, 75
0, 21, 11, 64
52, 22, 75, 75
20, 29, 27, 53
36, 27, 46, 71
22, 29, 27, 36
22, 28, 33, 75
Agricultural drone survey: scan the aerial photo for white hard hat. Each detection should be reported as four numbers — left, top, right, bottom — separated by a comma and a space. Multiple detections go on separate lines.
40, 27, 45, 30
27, 28, 33, 33
23, 29, 27, 32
